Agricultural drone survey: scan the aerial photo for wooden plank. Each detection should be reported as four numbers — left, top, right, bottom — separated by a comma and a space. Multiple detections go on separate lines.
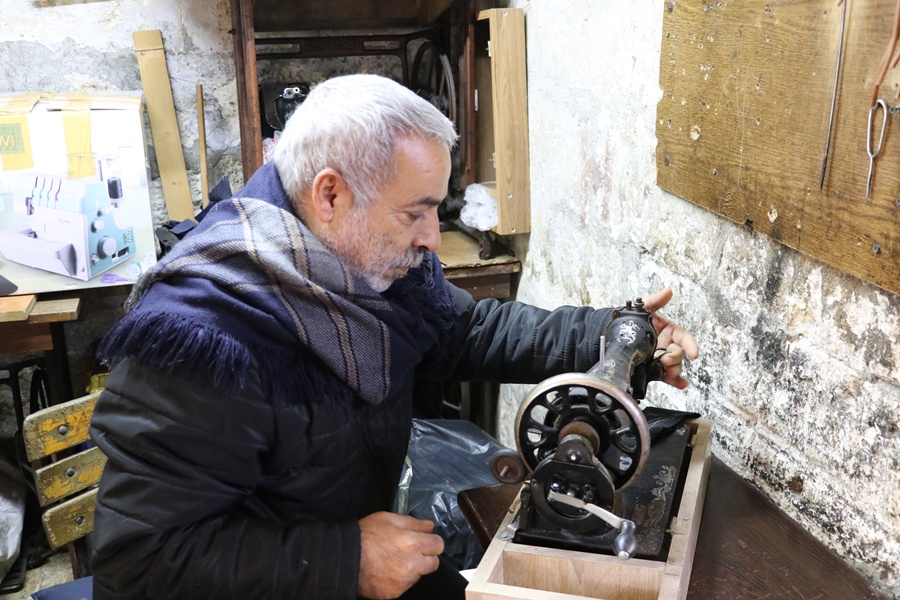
687, 456, 886, 599
34, 446, 106, 507
26, 297, 81, 324
133, 30, 195, 222
231, 0, 263, 182
500, 545, 664, 600
0, 321, 52, 354
23, 392, 101, 461
41, 488, 97, 549
473, 9, 531, 235
479, 8, 530, 235
658, 419, 712, 600
657, 0, 900, 295
197, 84, 210, 208
474, 582, 607, 600
0, 294, 36, 322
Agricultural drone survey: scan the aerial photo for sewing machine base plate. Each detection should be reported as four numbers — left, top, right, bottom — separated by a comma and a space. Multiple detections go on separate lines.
465, 418, 712, 600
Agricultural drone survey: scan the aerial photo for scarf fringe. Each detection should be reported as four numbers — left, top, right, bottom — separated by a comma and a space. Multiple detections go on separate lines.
98, 311, 341, 404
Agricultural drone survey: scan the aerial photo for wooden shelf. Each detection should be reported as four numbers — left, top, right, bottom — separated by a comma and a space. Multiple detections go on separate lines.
439, 230, 520, 300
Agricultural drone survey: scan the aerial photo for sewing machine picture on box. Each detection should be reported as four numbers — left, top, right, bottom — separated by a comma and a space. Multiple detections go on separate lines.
0, 170, 136, 282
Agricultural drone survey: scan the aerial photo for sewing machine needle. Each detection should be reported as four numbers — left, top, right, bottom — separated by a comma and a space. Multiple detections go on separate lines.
820, 0, 848, 191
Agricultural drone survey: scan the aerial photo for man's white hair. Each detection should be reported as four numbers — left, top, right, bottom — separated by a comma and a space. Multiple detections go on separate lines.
273, 74, 458, 208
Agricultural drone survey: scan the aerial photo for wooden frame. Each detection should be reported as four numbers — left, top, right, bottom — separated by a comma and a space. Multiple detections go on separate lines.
466, 419, 712, 600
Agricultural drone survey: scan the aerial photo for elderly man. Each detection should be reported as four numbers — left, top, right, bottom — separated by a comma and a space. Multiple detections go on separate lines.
89, 74, 698, 599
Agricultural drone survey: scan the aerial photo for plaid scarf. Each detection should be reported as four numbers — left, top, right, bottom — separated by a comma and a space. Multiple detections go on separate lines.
99, 164, 456, 405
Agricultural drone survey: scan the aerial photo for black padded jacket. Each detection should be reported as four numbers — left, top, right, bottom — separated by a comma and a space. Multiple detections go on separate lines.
89, 283, 612, 599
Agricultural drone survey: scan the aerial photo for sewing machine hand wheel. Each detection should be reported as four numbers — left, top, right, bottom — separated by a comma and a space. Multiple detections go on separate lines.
513, 373, 650, 490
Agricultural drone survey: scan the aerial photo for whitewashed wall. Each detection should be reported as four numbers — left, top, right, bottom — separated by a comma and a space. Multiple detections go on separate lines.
496, 1, 900, 597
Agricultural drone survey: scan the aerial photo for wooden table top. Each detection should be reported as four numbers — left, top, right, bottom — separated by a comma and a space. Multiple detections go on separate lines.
459, 455, 888, 599
0, 295, 81, 355
0, 295, 81, 324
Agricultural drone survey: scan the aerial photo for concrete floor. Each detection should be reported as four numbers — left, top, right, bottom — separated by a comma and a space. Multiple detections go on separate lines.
1, 551, 73, 599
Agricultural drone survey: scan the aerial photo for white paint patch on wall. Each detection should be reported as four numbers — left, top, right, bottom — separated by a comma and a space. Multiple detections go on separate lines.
498, 1, 900, 597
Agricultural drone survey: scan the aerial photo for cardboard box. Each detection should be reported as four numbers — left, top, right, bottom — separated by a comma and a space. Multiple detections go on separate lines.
0, 91, 157, 296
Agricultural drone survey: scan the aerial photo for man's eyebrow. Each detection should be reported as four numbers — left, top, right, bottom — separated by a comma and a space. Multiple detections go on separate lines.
413, 197, 443, 208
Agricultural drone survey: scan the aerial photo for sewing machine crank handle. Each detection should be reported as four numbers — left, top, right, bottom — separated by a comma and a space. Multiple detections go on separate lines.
548, 491, 637, 560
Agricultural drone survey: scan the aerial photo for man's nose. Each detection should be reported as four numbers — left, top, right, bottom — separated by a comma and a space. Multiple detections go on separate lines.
413, 211, 441, 253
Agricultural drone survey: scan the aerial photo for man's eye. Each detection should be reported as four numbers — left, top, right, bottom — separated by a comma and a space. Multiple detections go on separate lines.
407, 212, 426, 222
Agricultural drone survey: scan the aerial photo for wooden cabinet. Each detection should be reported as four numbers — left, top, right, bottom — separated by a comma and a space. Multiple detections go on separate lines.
229, 0, 458, 183
229, 1, 530, 237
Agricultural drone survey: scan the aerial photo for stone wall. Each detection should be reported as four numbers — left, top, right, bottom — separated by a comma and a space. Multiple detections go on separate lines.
496, 1, 899, 597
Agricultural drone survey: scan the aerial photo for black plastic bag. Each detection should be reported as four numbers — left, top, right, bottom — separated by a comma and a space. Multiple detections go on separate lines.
395, 419, 506, 570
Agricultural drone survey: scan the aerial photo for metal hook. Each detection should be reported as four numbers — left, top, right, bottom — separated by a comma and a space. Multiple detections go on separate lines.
865, 98, 888, 201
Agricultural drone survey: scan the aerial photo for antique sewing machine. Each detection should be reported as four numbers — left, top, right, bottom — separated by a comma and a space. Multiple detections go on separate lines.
470, 298, 712, 600
0, 172, 136, 281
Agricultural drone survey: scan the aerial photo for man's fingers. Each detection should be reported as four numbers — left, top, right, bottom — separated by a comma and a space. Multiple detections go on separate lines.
658, 343, 683, 367
381, 513, 435, 532
415, 532, 445, 557
641, 288, 672, 312
357, 512, 445, 599
655, 318, 700, 361
670, 330, 699, 360
416, 555, 440, 576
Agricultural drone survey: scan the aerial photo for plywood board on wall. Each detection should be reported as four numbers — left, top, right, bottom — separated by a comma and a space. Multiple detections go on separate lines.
656, 0, 900, 296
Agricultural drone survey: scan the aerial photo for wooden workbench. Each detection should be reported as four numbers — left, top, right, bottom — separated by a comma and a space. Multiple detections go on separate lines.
438, 230, 521, 301
0, 294, 81, 405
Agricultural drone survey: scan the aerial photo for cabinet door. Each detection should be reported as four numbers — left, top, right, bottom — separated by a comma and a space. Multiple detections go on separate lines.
474, 8, 529, 235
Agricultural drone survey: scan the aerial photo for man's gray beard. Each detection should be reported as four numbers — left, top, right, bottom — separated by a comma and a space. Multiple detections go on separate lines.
318, 221, 425, 293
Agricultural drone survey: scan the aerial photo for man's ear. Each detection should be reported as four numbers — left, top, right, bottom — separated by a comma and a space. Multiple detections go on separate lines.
309, 168, 352, 225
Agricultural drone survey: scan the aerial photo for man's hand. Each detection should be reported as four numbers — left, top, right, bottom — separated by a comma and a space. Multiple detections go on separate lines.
641, 288, 700, 390
358, 512, 444, 600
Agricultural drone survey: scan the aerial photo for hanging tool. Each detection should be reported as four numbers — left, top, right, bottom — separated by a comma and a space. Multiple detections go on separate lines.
865, 98, 888, 202
819, 0, 848, 191
863, 0, 900, 201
